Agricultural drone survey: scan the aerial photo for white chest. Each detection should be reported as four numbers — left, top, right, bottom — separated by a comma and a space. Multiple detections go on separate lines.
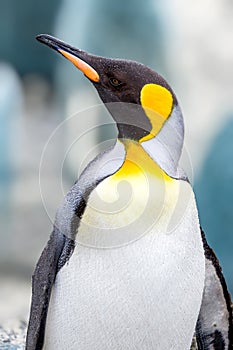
76, 163, 184, 248
44, 182, 205, 350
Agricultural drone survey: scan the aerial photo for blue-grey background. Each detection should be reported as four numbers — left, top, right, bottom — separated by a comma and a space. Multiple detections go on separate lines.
0, 0, 233, 327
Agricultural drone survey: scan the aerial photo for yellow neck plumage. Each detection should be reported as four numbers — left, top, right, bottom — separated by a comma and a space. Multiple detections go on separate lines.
116, 83, 174, 179
115, 140, 172, 182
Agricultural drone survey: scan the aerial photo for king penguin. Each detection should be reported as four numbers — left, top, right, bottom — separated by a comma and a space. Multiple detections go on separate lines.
26, 35, 233, 350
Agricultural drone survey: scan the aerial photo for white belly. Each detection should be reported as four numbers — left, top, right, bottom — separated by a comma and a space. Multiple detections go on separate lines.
44, 181, 205, 350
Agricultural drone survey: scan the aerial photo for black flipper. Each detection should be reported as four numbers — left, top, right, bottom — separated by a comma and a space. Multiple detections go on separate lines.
25, 227, 75, 350
195, 229, 233, 349
25, 145, 125, 350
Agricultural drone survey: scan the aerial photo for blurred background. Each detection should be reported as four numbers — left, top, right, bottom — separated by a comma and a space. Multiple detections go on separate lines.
0, 0, 233, 331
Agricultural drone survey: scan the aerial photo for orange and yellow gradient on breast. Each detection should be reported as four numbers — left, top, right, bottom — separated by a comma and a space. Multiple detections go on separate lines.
77, 141, 181, 247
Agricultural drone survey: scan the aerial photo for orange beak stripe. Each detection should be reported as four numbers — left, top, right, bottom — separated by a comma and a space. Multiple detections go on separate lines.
59, 49, 99, 82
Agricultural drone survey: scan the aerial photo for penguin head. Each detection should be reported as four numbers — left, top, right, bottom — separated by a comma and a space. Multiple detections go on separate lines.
37, 35, 181, 139
37, 35, 184, 177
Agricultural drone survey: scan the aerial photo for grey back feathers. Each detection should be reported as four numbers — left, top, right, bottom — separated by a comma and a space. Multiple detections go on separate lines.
54, 140, 126, 240
141, 104, 186, 180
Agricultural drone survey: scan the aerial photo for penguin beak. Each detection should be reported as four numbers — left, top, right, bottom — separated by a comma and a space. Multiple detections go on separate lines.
36, 34, 100, 83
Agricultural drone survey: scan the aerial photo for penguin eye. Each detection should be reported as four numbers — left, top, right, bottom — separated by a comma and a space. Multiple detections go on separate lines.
109, 77, 122, 87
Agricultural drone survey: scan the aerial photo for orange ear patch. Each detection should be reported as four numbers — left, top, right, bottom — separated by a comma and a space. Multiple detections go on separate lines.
140, 83, 173, 142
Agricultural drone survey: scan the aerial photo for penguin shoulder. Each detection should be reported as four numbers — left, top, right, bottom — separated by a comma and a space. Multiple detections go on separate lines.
54, 140, 126, 239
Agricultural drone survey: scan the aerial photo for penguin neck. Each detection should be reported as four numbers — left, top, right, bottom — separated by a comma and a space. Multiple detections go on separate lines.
114, 105, 185, 180
138, 105, 186, 180
116, 138, 171, 180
